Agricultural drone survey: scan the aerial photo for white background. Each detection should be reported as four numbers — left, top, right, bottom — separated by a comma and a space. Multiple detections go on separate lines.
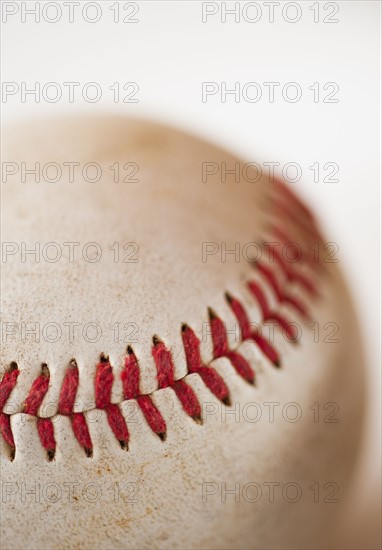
2, 1, 381, 547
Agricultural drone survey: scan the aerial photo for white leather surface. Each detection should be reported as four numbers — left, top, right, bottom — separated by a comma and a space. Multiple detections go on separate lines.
0, 117, 365, 549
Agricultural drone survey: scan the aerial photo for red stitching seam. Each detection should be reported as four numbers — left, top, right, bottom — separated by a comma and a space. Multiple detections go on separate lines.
0, 191, 321, 461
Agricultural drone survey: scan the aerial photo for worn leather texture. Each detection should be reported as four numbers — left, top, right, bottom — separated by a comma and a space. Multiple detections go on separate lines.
0, 116, 364, 549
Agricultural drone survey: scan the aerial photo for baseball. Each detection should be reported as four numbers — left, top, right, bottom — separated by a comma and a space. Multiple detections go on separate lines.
1, 116, 364, 549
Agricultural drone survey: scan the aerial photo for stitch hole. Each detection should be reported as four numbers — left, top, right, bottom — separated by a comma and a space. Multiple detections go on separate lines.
158, 432, 166, 442
99, 353, 109, 363
41, 363, 49, 377
9, 361, 18, 372
126, 345, 134, 355
207, 307, 217, 320
47, 449, 55, 462
9, 447, 15, 462
22, 364, 50, 414
225, 291, 233, 304
152, 335, 161, 346
68, 358, 78, 369
119, 440, 128, 451
85, 447, 93, 458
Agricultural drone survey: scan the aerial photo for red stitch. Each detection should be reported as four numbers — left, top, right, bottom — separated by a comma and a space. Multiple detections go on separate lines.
269, 225, 322, 270
272, 199, 318, 240
58, 360, 79, 416
270, 245, 295, 277
274, 184, 323, 244
208, 308, 228, 356
0, 363, 19, 411
181, 324, 230, 405
270, 246, 318, 296
58, 361, 93, 456
123, 348, 167, 438
95, 357, 114, 409
246, 279, 271, 319
23, 364, 50, 415
173, 380, 202, 421
121, 346, 140, 399
269, 224, 292, 246
282, 294, 309, 319
289, 270, 318, 297
136, 395, 167, 438
226, 293, 281, 367
105, 404, 129, 449
251, 332, 280, 366
71, 413, 93, 456
209, 308, 255, 384
37, 418, 55, 460
0, 413, 14, 448
270, 225, 310, 264
95, 359, 129, 449
180, 326, 203, 372
256, 262, 282, 300
152, 332, 219, 413
274, 177, 314, 221
247, 281, 298, 342
255, 262, 310, 320
266, 313, 298, 342
224, 352, 255, 384
194, 368, 231, 405
152, 336, 175, 389
224, 294, 252, 340
23, 367, 56, 459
